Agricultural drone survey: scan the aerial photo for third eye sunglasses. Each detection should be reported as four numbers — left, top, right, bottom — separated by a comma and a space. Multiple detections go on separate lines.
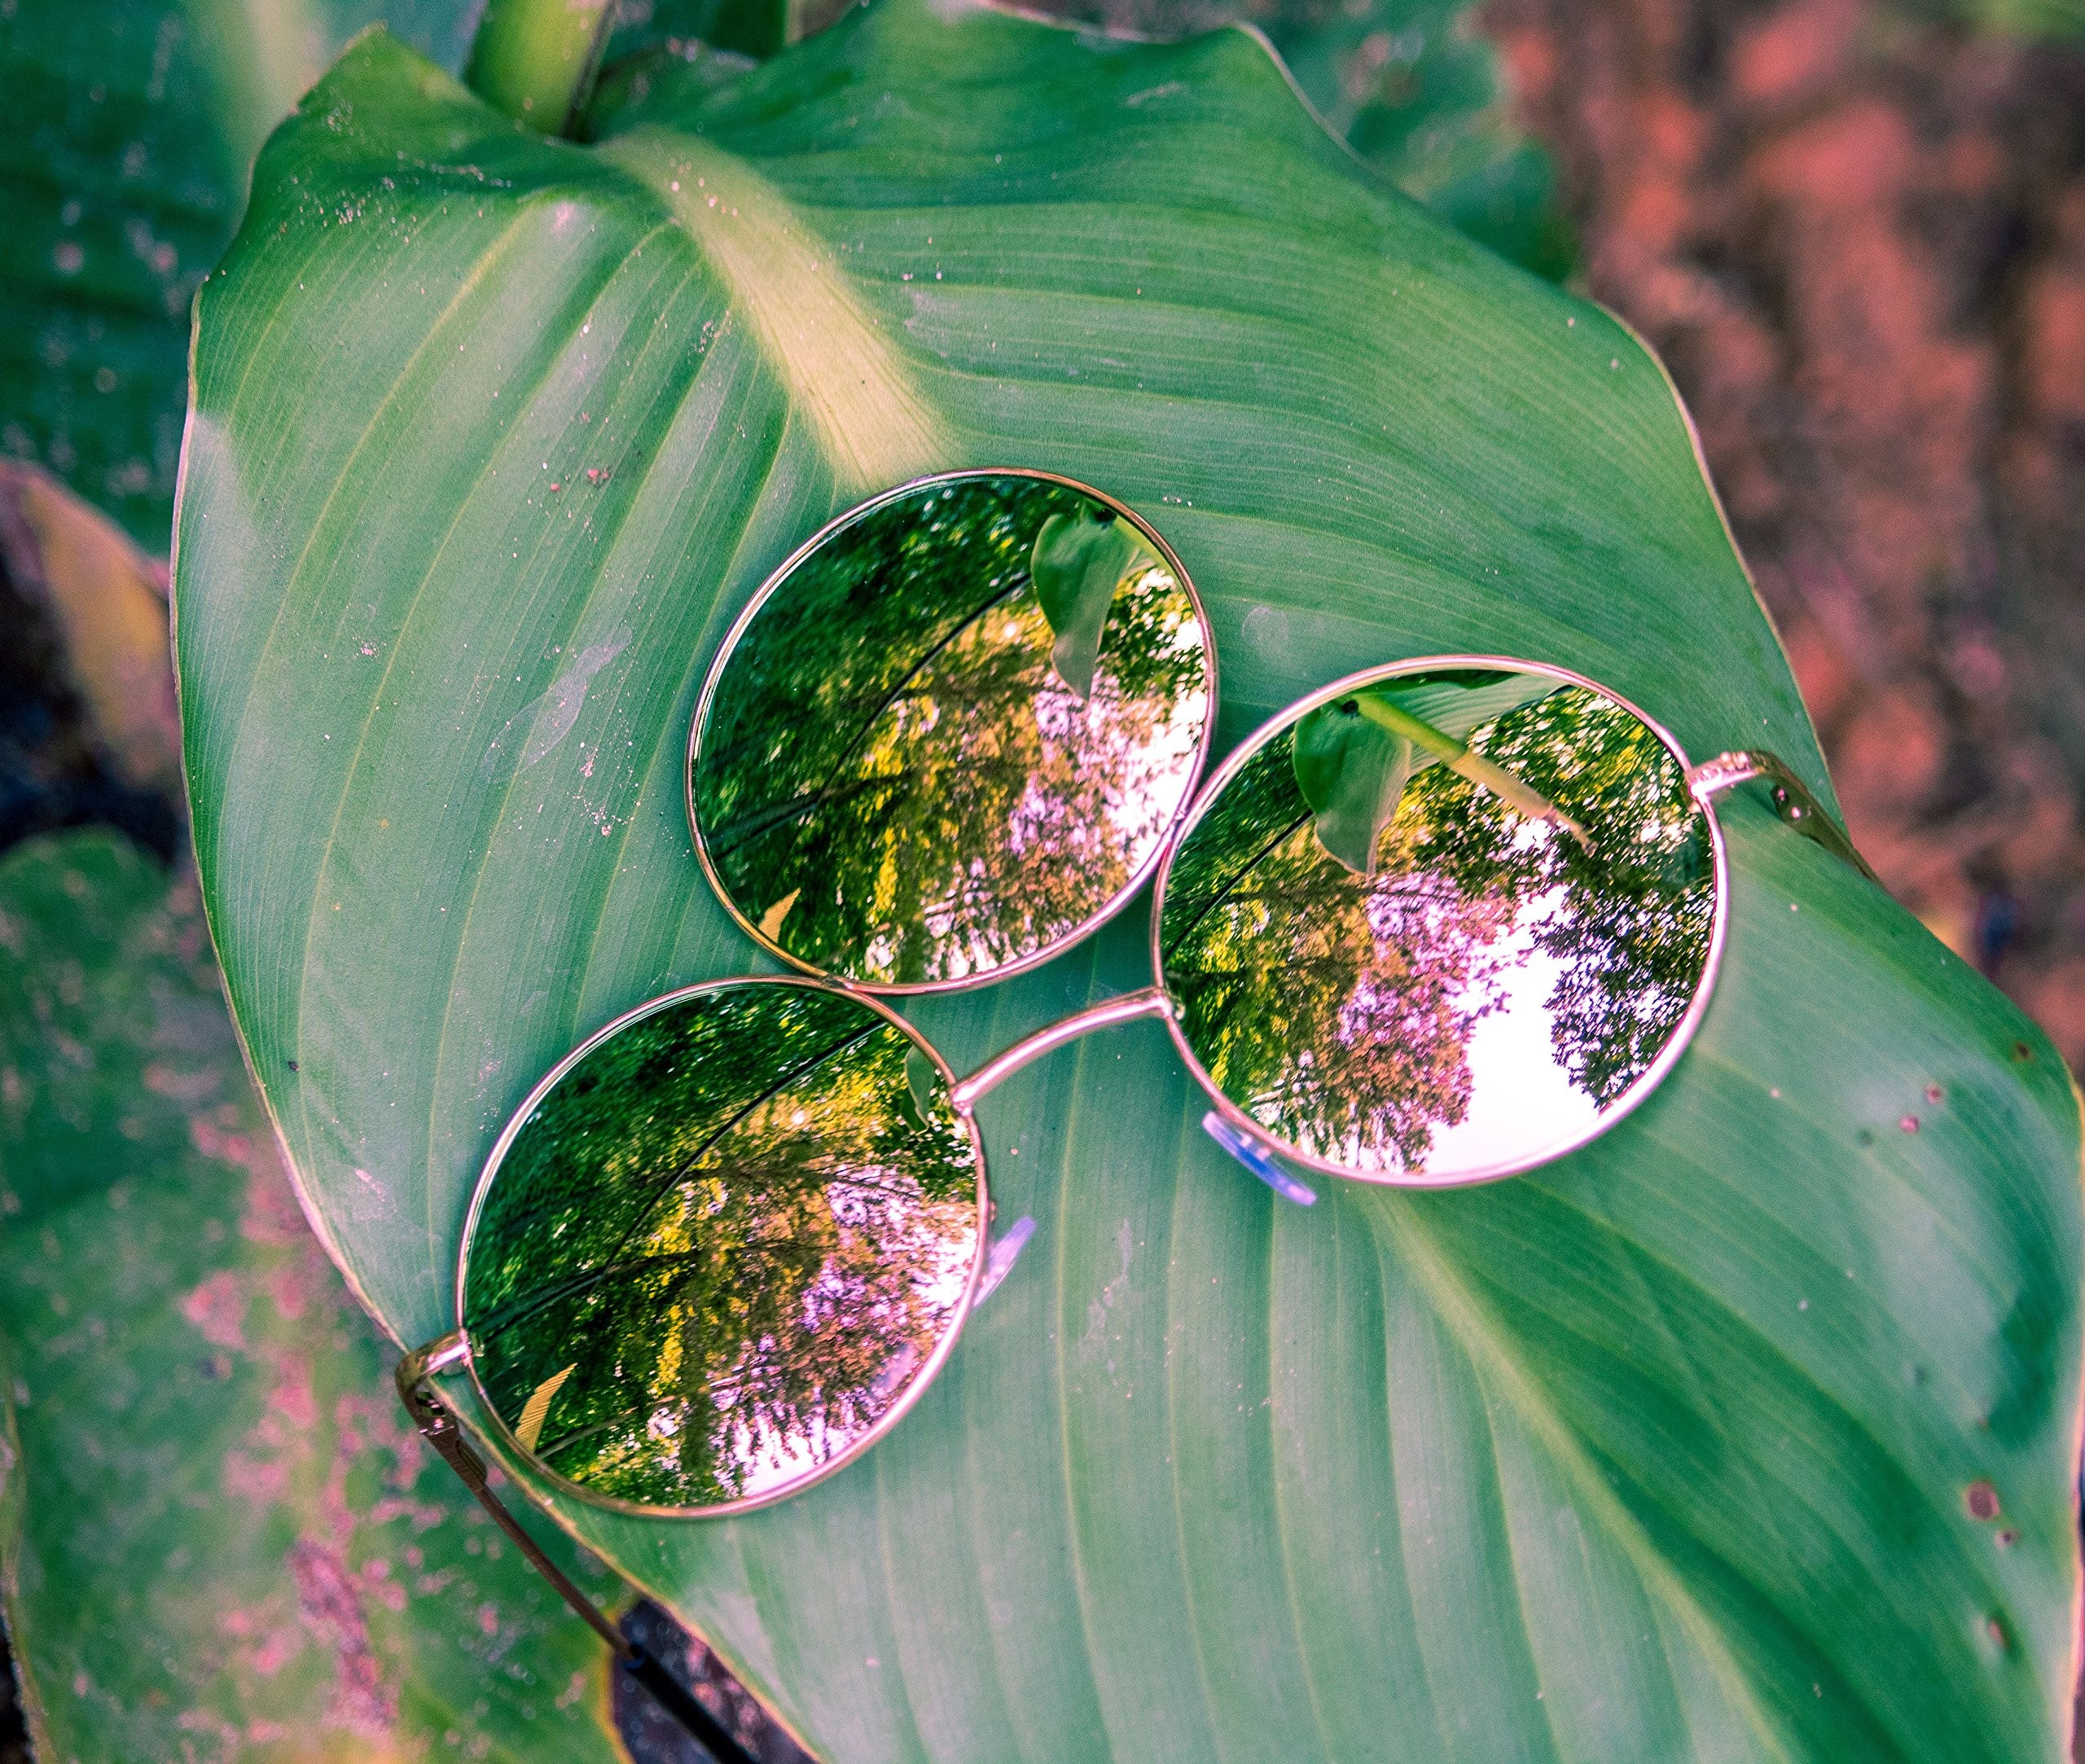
394, 468, 1874, 1739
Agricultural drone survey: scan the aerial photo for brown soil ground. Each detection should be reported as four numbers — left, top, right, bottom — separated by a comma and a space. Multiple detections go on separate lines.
1487, 0, 2085, 1065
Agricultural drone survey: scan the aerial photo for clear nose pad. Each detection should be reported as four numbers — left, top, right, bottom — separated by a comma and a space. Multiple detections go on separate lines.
974, 1214, 1038, 1304
1201, 1110, 1319, 1207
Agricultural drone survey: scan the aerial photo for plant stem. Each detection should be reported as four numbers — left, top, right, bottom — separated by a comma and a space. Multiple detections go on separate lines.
465, 0, 617, 136
1352, 693, 1589, 848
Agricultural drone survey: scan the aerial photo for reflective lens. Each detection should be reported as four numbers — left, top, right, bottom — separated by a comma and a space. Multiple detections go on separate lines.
1157, 665, 1718, 1183
460, 981, 985, 1512
691, 472, 1213, 989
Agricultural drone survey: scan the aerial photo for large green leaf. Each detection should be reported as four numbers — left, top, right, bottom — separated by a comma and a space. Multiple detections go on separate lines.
0, 830, 627, 1760
173, 7, 2083, 1761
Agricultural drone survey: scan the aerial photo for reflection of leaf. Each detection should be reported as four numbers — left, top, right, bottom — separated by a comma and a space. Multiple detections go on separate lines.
1294, 671, 1565, 874
757, 885, 801, 939
1352, 692, 1589, 849
517, 1361, 580, 1452
905, 1045, 938, 1128
1292, 703, 1411, 876
0, 831, 625, 1762
1031, 510, 1147, 698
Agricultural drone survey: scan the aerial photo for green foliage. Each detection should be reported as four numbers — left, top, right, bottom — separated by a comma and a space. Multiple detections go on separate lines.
1030, 507, 1151, 696
0, 0, 1563, 559
467, 0, 619, 131
0, 830, 626, 1760
171, 5, 2081, 1761
463, 983, 979, 1508
0, 0, 472, 543
1905, 0, 2085, 37
1266, 0, 1574, 279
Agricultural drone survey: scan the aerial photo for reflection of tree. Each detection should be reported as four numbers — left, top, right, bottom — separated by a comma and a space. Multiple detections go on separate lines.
1424, 688, 1717, 1107
463, 986, 980, 1508
695, 477, 1209, 985
1160, 680, 1714, 1175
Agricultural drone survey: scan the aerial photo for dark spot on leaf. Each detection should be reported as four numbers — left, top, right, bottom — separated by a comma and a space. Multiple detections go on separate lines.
2012, 1041, 2032, 1062
1856, 1129, 1874, 1147
1998, 1529, 2018, 1548
1964, 1480, 2000, 1520
287, 1059, 298, 1071
1925, 1084, 1942, 1104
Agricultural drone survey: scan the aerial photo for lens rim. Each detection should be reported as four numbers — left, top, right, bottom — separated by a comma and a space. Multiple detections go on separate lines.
1147, 654, 1731, 1190
686, 467, 1219, 996
450, 974, 991, 1518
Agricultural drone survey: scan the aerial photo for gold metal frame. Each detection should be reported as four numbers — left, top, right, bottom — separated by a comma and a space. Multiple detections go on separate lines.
430, 972, 990, 1521
397, 475, 1876, 1740
1144, 656, 1728, 1188
683, 467, 1220, 996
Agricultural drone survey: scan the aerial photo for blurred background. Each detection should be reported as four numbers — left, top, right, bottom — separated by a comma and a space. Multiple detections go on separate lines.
3, 0, 2082, 1753
11, 0, 2083, 1065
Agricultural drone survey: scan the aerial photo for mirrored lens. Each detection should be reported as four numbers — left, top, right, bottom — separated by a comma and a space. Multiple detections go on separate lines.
1158, 666, 1718, 1183
460, 982, 984, 1512
692, 473, 1213, 989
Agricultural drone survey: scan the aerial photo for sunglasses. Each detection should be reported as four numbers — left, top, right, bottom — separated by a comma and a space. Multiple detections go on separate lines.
395, 468, 1871, 1740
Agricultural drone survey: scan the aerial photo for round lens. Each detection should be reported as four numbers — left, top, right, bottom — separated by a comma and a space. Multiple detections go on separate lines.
1157, 663, 1719, 1185
691, 472, 1214, 990
459, 981, 985, 1512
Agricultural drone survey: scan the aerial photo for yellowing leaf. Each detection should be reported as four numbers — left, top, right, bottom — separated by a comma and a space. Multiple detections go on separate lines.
515, 1360, 578, 1452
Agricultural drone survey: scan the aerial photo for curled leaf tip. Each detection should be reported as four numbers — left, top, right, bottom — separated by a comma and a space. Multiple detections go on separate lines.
1293, 700, 1411, 876
1031, 509, 1148, 700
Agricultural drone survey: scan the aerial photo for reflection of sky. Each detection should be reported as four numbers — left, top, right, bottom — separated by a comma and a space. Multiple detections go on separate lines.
1422, 893, 1599, 1174
721, 1167, 973, 1499
1013, 569, 1206, 857
925, 567, 1208, 977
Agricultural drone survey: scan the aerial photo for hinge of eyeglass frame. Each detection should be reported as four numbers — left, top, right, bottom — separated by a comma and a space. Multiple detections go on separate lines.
395, 1331, 490, 1487
393, 1335, 766, 1763
394, 1331, 633, 1655
1687, 750, 1878, 884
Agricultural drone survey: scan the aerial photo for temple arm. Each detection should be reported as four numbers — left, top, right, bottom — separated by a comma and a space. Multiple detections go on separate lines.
1686, 750, 1878, 884
396, 1336, 760, 1764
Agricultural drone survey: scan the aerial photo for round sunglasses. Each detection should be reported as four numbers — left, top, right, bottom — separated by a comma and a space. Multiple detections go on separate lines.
396, 470, 1871, 1731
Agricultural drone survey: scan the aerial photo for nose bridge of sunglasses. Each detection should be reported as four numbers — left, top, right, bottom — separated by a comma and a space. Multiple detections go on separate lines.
946, 985, 1322, 1205
1687, 749, 1876, 882
948, 985, 1174, 1112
